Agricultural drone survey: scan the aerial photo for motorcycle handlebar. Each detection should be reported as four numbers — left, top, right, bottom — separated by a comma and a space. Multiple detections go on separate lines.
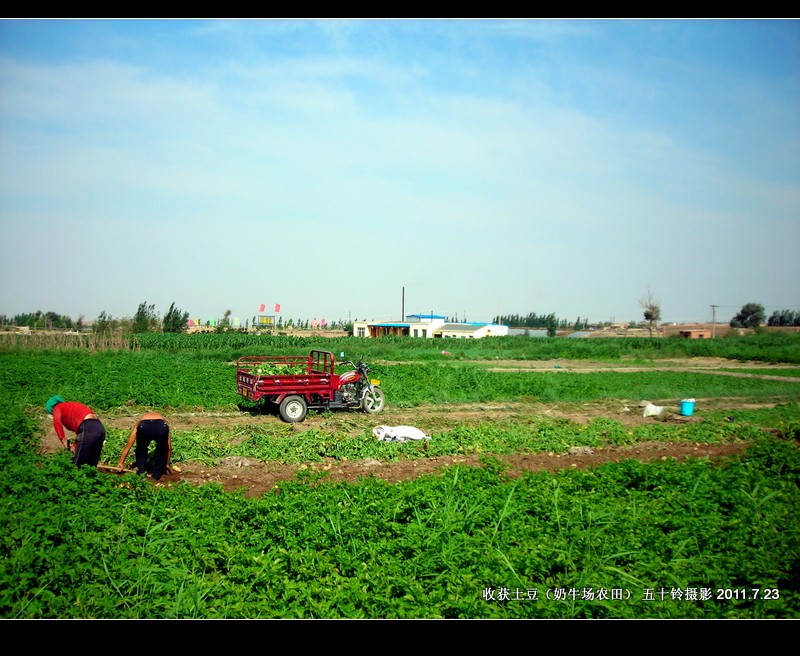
337, 358, 367, 369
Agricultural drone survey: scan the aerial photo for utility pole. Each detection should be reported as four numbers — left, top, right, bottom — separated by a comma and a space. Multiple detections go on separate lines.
711, 305, 718, 338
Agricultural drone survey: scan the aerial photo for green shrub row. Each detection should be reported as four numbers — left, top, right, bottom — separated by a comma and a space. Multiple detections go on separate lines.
4, 331, 800, 364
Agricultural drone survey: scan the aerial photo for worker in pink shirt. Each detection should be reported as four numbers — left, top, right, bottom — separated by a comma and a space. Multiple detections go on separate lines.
45, 395, 106, 467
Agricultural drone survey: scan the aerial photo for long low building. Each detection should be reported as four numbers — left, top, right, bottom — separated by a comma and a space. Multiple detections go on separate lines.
352, 314, 508, 339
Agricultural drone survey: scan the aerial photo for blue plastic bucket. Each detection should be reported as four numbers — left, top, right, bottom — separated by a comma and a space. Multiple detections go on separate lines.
680, 400, 695, 416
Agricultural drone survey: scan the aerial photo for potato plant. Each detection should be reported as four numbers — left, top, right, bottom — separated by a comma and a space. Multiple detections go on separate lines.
252, 363, 308, 376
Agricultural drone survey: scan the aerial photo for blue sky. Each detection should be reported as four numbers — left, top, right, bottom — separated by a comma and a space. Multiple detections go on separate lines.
1, 19, 798, 326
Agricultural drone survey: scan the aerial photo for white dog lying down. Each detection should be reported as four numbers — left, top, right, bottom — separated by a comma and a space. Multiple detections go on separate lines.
372, 425, 431, 442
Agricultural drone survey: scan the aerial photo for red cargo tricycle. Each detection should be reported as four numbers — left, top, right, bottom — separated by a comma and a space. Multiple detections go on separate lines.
236, 350, 386, 422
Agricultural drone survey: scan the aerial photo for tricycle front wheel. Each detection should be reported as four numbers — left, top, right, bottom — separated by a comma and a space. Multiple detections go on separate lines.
361, 386, 386, 414
279, 395, 308, 422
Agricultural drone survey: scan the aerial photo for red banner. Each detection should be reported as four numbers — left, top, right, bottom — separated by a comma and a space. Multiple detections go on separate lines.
274, 303, 281, 313
258, 303, 265, 313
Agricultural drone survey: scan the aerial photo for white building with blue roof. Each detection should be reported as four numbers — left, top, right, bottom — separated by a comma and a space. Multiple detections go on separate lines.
352, 314, 508, 339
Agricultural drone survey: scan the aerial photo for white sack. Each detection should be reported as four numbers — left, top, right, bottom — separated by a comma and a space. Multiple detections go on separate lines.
373, 425, 431, 442
642, 403, 664, 417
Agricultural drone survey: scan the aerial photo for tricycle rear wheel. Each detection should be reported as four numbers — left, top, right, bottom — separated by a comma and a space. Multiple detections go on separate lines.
279, 395, 308, 422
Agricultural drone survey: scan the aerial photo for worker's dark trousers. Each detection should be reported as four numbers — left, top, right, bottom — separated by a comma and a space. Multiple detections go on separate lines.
135, 419, 169, 480
73, 419, 105, 467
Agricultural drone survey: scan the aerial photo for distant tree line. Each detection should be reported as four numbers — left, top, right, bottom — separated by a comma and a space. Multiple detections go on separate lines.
95, 301, 191, 335
0, 302, 192, 336
767, 309, 800, 327
728, 303, 800, 329
7, 301, 796, 335
0, 311, 81, 331
494, 313, 590, 331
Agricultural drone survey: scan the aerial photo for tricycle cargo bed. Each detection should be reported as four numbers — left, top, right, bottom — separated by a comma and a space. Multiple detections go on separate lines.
236, 350, 339, 402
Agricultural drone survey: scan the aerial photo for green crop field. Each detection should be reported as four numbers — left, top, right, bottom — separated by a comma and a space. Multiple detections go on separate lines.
1, 332, 799, 618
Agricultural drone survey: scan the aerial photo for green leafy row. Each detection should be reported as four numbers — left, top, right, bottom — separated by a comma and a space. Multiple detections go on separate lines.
129, 331, 800, 364
95, 407, 791, 469
4, 352, 799, 415
4, 331, 800, 364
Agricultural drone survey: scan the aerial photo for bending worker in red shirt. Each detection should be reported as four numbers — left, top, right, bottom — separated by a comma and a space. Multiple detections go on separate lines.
116, 411, 172, 481
45, 395, 106, 467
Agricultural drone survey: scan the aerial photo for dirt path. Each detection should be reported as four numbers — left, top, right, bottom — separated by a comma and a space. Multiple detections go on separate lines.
162, 441, 752, 498
479, 358, 800, 381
